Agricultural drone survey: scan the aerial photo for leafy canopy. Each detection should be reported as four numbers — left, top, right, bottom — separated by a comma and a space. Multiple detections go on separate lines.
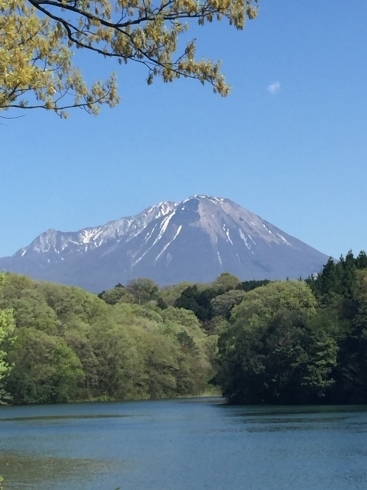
1, 0, 258, 117
0, 275, 15, 404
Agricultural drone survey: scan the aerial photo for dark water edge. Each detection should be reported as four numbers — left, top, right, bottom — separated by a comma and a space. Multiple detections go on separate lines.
1, 397, 367, 490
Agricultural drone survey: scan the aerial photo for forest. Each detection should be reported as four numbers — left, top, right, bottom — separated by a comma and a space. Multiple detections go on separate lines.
0, 250, 366, 405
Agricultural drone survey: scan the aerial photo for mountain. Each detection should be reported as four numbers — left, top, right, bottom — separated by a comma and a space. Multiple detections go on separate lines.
0, 196, 328, 291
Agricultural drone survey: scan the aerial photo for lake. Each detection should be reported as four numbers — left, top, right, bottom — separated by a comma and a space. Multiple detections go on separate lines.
0, 398, 366, 489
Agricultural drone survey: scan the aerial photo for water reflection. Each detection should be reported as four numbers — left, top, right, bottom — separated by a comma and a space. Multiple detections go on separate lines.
0, 453, 127, 489
0, 399, 366, 490
217, 403, 367, 432
0, 413, 134, 423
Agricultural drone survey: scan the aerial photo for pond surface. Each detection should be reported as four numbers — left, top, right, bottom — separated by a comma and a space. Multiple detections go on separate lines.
0, 398, 366, 489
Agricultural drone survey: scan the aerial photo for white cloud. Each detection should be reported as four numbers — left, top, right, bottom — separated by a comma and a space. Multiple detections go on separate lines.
267, 81, 280, 95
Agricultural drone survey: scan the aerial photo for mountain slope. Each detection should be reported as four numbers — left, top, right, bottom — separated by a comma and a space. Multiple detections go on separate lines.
0, 196, 328, 291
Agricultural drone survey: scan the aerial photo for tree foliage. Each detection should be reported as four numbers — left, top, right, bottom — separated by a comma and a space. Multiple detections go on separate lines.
0, 0, 119, 116
174, 285, 216, 322
1, 273, 214, 404
171, 274, 266, 324
230, 280, 317, 330
8, 328, 84, 404
217, 254, 367, 404
210, 289, 246, 319
211, 272, 241, 291
2, 251, 367, 406
217, 281, 331, 404
126, 278, 159, 304
0, 275, 15, 404
218, 308, 338, 404
0, 0, 258, 117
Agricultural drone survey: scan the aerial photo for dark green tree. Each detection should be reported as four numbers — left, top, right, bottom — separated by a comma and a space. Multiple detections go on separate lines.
126, 278, 160, 304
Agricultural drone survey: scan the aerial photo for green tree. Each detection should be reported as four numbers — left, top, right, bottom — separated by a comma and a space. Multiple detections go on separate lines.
218, 308, 338, 405
211, 289, 246, 319
332, 270, 367, 403
126, 278, 159, 304
230, 280, 317, 330
217, 281, 321, 404
98, 284, 135, 305
89, 324, 148, 400
174, 285, 218, 322
0, 273, 216, 404
236, 279, 271, 292
63, 323, 100, 400
212, 273, 242, 292
1, 0, 258, 117
10, 296, 57, 334
307, 251, 367, 318
0, 305, 15, 404
160, 282, 193, 306
0, 275, 15, 404
7, 328, 84, 404
161, 305, 201, 331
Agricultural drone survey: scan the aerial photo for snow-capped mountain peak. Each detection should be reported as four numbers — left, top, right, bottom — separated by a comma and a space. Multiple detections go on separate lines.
1, 196, 328, 291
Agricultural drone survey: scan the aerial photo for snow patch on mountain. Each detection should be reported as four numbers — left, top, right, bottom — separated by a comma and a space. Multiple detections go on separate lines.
155, 225, 182, 262
277, 233, 291, 246
217, 250, 223, 266
239, 229, 251, 250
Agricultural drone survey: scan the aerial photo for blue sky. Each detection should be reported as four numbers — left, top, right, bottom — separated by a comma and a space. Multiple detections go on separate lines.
2, 1, 367, 260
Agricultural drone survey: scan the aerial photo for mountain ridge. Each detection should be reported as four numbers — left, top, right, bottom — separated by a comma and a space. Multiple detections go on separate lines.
0, 195, 328, 291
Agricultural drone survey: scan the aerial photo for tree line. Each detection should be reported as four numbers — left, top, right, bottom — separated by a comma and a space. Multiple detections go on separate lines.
0, 274, 216, 404
218, 251, 367, 404
0, 250, 366, 405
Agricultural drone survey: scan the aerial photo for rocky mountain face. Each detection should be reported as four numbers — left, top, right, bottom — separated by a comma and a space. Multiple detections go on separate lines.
0, 196, 328, 291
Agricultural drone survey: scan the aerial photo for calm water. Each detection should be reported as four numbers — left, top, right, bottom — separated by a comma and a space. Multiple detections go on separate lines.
0, 398, 366, 489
